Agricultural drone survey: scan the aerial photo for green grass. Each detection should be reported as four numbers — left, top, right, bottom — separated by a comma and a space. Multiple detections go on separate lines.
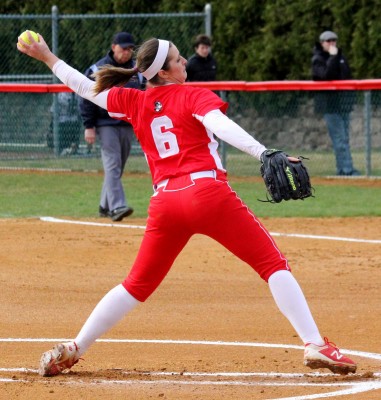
0, 172, 151, 219
0, 153, 149, 174
0, 171, 380, 218
233, 180, 381, 217
224, 149, 381, 177
1, 149, 381, 177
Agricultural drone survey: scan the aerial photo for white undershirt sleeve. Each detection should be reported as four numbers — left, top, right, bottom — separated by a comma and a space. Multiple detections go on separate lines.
52, 60, 108, 109
201, 109, 267, 160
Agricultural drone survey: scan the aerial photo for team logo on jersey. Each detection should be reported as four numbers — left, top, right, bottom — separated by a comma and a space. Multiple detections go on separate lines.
154, 101, 163, 112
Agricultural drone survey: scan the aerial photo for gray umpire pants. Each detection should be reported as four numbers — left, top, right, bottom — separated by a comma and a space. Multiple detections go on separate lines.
97, 125, 134, 212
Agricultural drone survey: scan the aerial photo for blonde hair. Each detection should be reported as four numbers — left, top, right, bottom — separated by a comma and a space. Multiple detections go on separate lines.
93, 38, 172, 94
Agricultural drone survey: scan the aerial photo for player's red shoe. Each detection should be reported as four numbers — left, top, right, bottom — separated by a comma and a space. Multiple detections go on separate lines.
304, 337, 357, 375
39, 342, 80, 376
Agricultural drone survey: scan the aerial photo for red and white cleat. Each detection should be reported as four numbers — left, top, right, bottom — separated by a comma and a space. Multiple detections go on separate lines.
39, 342, 80, 377
304, 337, 357, 375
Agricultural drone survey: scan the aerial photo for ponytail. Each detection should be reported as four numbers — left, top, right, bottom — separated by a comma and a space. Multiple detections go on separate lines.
93, 64, 138, 94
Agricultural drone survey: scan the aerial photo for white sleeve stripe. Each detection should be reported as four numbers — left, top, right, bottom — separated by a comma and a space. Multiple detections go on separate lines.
193, 113, 203, 122
52, 60, 108, 109
202, 109, 266, 160
109, 112, 128, 118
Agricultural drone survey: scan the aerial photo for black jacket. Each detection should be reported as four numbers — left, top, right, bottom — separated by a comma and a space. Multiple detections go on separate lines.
186, 53, 217, 82
311, 42, 356, 114
79, 50, 144, 128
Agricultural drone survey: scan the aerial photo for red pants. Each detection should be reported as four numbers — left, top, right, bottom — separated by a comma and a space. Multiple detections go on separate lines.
123, 173, 290, 302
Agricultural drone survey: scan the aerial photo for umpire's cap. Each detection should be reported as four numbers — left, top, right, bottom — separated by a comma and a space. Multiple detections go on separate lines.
113, 32, 135, 49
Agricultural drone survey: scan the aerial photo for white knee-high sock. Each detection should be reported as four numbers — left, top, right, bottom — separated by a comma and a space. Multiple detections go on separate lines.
268, 270, 324, 345
74, 284, 139, 355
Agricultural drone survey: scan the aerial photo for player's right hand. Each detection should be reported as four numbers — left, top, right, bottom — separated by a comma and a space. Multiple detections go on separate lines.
17, 33, 59, 68
84, 128, 97, 144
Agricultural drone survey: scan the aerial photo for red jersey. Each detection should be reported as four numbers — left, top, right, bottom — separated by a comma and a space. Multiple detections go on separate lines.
107, 84, 228, 184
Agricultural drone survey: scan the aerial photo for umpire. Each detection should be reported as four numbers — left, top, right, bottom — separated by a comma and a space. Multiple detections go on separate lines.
80, 32, 145, 221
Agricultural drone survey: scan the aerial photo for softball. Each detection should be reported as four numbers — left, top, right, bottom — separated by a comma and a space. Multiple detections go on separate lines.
19, 30, 39, 47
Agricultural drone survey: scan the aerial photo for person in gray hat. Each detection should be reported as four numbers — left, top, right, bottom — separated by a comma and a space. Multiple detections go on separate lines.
80, 32, 145, 221
319, 31, 338, 43
311, 30, 360, 176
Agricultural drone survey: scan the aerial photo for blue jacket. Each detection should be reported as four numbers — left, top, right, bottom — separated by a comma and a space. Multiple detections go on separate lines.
79, 50, 145, 128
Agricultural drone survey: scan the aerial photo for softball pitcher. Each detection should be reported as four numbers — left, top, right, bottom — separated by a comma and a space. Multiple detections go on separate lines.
17, 33, 357, 377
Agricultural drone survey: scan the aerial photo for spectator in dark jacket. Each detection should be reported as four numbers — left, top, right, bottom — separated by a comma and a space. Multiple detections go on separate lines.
186, 34, 217, 82
80, 32, 145, 221
312, 30, 360, 176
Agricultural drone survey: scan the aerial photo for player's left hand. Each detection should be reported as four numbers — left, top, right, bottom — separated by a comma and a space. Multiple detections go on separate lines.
260, 149, 313, 203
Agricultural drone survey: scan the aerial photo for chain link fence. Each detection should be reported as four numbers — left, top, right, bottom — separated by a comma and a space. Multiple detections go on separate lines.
0, 6, 210, 172
2, 6, 210, 81
2, 86, 381, 177
221, 89, 381, 177
1, 7, 380, 177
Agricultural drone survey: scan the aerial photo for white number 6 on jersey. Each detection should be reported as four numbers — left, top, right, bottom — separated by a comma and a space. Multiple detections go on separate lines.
150, 116, 180, 158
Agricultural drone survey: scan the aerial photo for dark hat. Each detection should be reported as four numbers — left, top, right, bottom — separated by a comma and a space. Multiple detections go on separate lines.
112, 32, 135, 48
319, 31, 338, 41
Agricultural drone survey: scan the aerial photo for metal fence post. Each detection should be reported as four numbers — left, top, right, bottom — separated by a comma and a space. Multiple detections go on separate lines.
204, 3, 211, 36
219, 91, 227, 168
52, 5, 60, 156
204, 3, 224, 167
363, 91, 371, 176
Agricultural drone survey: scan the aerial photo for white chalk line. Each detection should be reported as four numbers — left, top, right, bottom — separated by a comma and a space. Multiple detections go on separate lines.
1, 338, 380, 399
270, 232, 381, 244
39, 216, 381, 244
0, 368, 363, 378
0, 368, 380, 387
0, 371, 380, 400
40, 216, 146, 230
1, 337, 381, 360
0, 377, 380, 400
1, 367, 381, 380
0, 376, 379, 388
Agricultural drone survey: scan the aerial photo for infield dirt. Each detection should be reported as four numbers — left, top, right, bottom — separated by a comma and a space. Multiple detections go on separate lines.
0, 216, 380, 399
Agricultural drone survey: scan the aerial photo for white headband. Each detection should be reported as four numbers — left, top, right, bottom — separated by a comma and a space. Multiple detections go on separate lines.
142, 39, 170, 80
